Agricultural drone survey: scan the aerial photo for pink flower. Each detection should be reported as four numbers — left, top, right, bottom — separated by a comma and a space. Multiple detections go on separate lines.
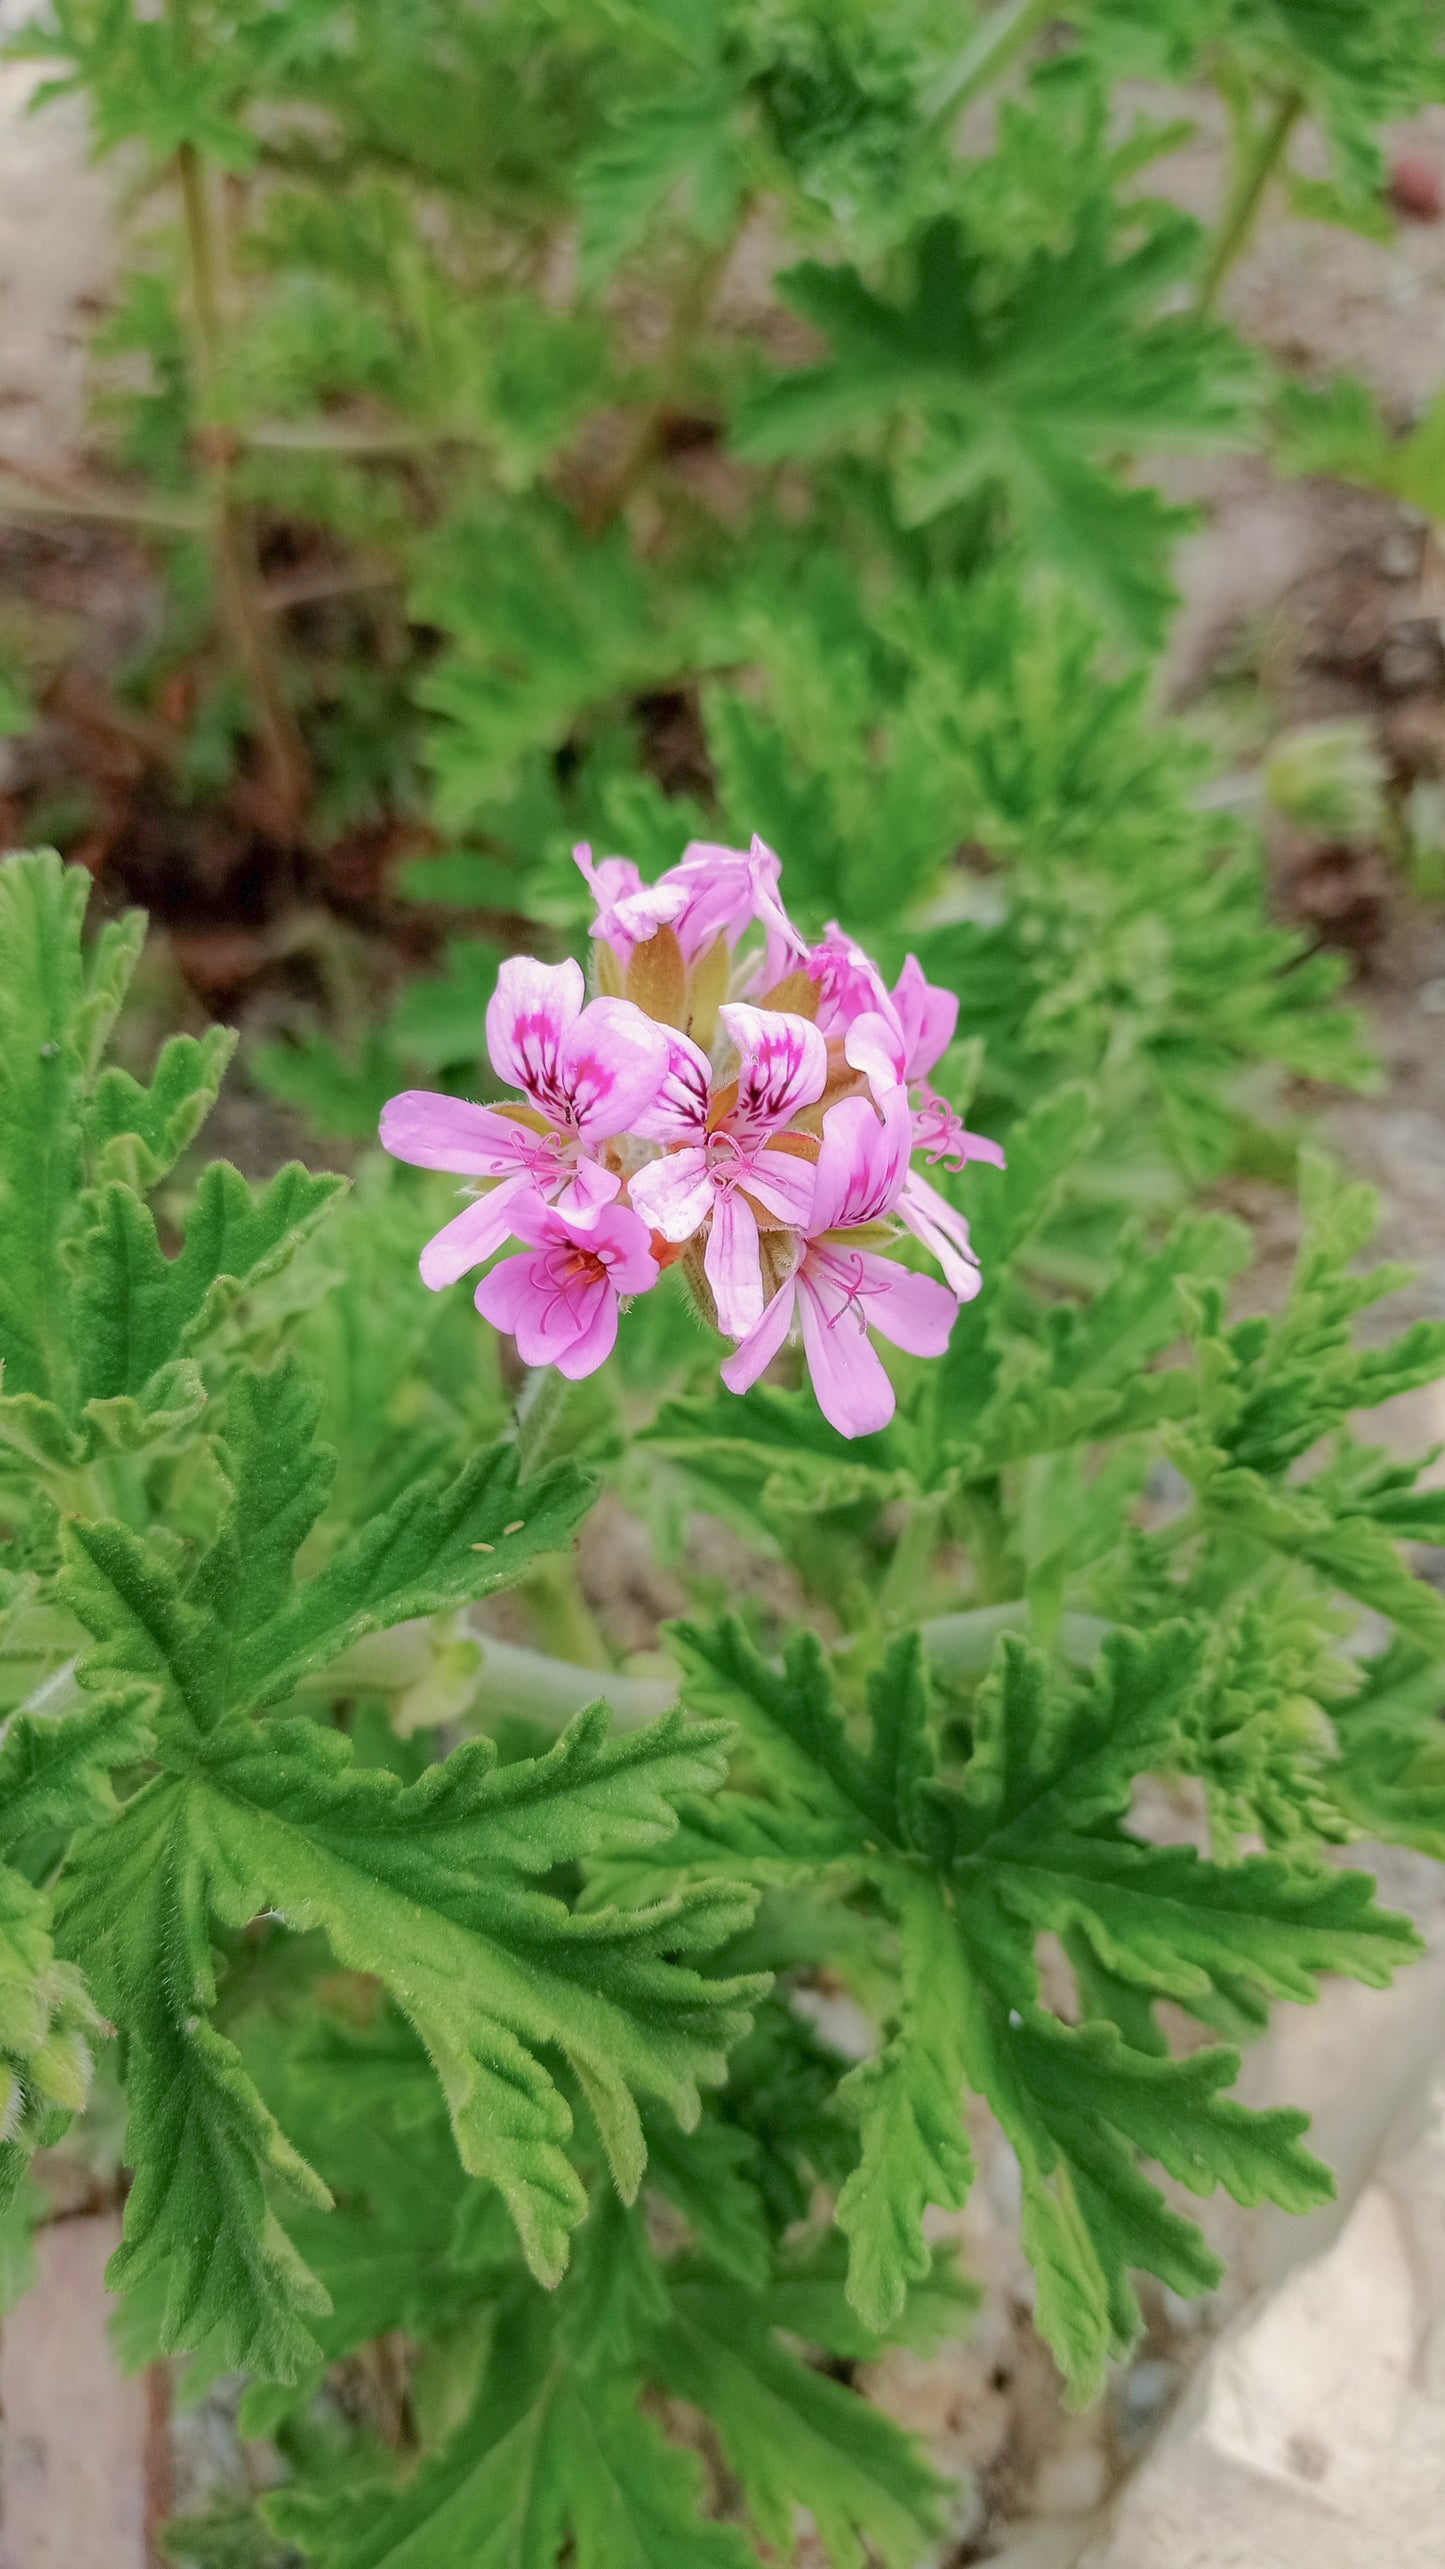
575, 836, 803, 978
909, 1084, 1006, 1173
843, 953, 959, 1091
628, 1003, 826, 1334
485, 957, 666, 1136
474, 1198, 658, 1379
805, 924, 893, 1039
720, 1093, 958, 1439
379, 956, 667, 1287
838, 954, 1002, 1292
895, 1166, 984, 1302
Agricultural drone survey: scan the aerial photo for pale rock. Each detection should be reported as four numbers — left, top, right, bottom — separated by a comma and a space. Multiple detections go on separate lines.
1076, 2064, 1445, 2569
0, 27, 116, 471
0, 2213, 155, 2567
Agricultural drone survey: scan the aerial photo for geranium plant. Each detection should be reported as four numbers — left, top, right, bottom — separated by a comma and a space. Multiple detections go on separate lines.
3, 0, 1445, 2560
0, 840, 1443, 2567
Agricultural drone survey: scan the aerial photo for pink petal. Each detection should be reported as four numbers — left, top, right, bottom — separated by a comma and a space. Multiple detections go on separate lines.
554, 1152, 623, 1227
899, 1172, 983, 1303
557, 997, 669, 1139
574, 842, 643, 933
705, 1187, 764, 1338
380, 1091, 542, 1177
631, 1029, 711, 1144
746, 835, 806, 973
666, 842, 757, 958
720, 1275, 797, 1391
797, 1264, 896, 1438
806, 924, 890, 1037
553, 1285, 621, 1378
486, 957, 585, 1104
740, 1144, 816, 1228
811, 1090, 912, 1233
843, 1009, 908, 1099
721, 1002, 827, 1139
892, 957, 958, 1081
612, 882, 690, 948
910, 1085, 1005, 1172
844, 1246, 959, 1354
591, 1202, 662, 1295
473, 1247, 547, 1342
505, 1191, 574, 1252
418, 1173, 539, 1288
478, 1247, 605, 1369
627, 1147, 713, 1242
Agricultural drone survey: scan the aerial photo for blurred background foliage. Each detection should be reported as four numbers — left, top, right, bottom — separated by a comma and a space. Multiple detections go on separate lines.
4, 0, 1442, 1213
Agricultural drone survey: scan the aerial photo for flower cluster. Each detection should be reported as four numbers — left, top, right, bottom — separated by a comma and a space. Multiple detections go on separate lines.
381, 838, 1003, 1438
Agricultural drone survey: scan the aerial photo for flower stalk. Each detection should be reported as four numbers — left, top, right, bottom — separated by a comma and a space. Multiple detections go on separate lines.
173, 132, 309, 835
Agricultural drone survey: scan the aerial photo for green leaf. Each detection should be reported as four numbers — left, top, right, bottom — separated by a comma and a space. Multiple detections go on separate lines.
185, 1712, 761, 2283
288, 2289, 757, 2569
835, 1877, 974, 2333
736, 210, 1249, 637
1193, 1465, 1445, 1657
673, 1616, 1420, 2391
670, 1616, 894, 1849
0, 853, 137, 1405
59, 1682, 761, 2367
61, 1356, 596, 1739
660, 2270, 944, 2569
576, 77, 746, 285
0, 1679, 153, 1855
58, 1777, 334, 2382
85, 1026, 237, 1192
72, 1164, 346, 1408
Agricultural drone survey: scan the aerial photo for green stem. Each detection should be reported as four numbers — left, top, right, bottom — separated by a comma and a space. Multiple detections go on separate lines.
921, 1601, 1111, 1674
923, 0, 1057, 128
320, 1599, 1119, 1751
514, 1365, 569, 1478
0, 467, 205, 533
474, 1634, 672, 1727
314, 1622, 675, 1731
175, 137, 309, 834
1194, 87, 1303, 317
523, 1555, 613, 1674
585, 223, 741, 531
6, 1658, 86, 1726
878, 1492, 947, 1626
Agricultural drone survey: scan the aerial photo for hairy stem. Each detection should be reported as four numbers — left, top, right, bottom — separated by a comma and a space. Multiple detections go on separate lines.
514, 1364, 569, 1477
921, 1600, 1112, 1673
470, 1633, 673, 1728
924, 0, 1057, 128
583, 224, 740, 531
175, 139, 309, 835
523, 1554, 614, 1673
1194, 87, 1304, 316
878, 1492, 947, 1625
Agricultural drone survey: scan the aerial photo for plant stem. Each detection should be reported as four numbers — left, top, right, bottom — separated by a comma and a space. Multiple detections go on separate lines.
1194, 87, 1303, 317
0, 465, 205, 534
524, 1555, 614, 1673
514, 1364, 569, 1477
878, 1492, 946, 1626
175, 139, 309, 835
471, 1633, 673, 1728
306, 1618, 672, 1727
921, 1600, 1111, 1673
584, 224, 739, 532
923, 0, 1057, 129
